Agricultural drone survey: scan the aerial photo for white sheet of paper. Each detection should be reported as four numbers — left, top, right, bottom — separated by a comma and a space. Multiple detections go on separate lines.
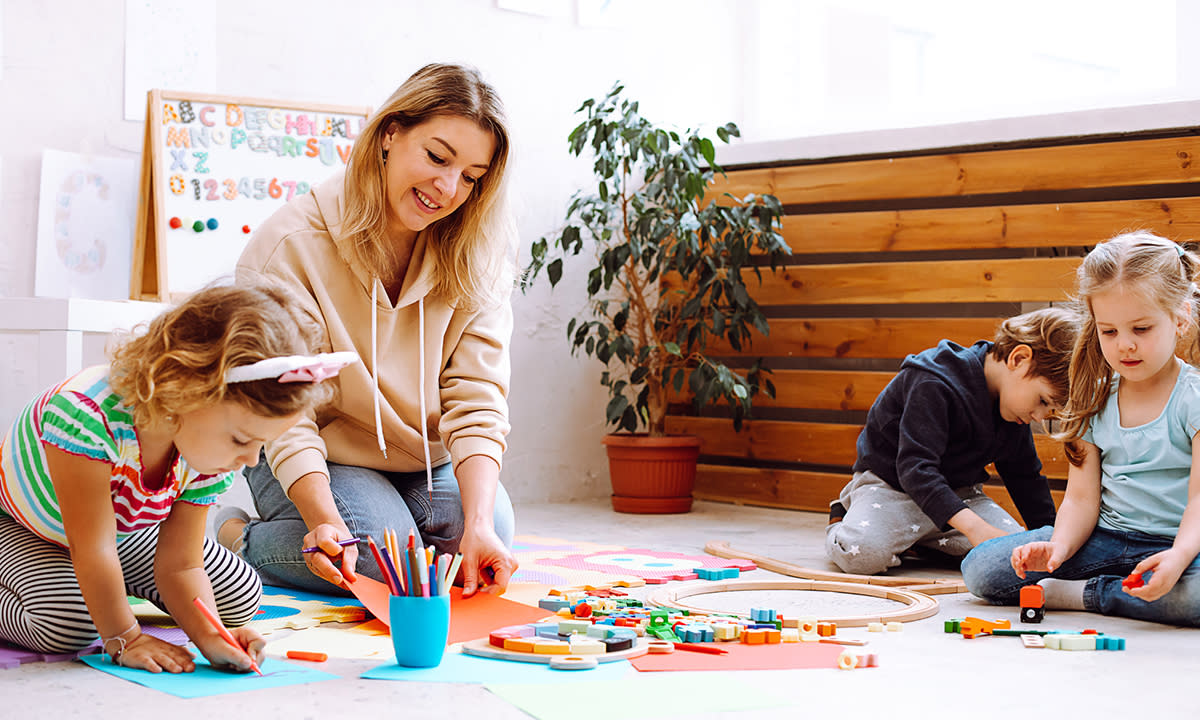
123, 0, 216, 120
34, 150, 138, 300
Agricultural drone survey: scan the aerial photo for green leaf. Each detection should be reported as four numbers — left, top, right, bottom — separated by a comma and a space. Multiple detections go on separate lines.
664, 342, 682, 356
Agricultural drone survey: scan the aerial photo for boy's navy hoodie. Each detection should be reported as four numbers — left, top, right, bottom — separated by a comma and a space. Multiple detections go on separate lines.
853, 339, 1057, 531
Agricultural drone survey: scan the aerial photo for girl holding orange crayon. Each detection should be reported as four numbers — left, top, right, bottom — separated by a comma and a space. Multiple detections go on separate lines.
0, 283, 351, 673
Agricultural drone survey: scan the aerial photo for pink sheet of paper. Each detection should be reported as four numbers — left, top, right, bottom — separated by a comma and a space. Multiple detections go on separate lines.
629, 640, 847, 672
343, 576, 552, 645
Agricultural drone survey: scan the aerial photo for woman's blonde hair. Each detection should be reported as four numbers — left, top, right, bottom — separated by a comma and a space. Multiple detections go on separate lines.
1057, 230, 1200, 464
339, 63, 513, 311
109, 281, 333, 427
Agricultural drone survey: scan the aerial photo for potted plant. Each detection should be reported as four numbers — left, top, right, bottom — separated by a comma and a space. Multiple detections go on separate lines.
523, 83, 791, 513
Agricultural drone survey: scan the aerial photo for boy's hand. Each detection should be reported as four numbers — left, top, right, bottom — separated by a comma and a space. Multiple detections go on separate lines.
1011, 540, 1068, 578
1125, 550, 1186, 603
948, 508, 1009, 547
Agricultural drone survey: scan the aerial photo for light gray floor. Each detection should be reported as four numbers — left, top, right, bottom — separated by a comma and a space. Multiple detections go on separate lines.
8, 499, 1199, 718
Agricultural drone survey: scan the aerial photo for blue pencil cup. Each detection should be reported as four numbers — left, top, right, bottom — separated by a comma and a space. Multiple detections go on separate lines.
389, 594, 451, 668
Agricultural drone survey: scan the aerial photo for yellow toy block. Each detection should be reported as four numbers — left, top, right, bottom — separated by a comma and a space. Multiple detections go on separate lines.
533, 639, 571, 654
568, 637, 606, 655
867, 622, 885, 632
612, 578, 646, 588
504, 638, 537, 653
713, 622, 740, 641
781, 628, 800, 643
886, 621, 903, 632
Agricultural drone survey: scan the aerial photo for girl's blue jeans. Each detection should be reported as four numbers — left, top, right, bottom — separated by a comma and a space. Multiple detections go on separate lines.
240, 453, 515, 596
961, 524, 1200, 627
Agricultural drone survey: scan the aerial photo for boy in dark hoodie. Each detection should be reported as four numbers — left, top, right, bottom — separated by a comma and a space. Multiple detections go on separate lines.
825, 307, 1080, 575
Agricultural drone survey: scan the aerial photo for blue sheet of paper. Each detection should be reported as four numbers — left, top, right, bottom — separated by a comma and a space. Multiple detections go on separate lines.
80, 653, 338, 698
263, 584, 363, 607
361, 651, 634, 684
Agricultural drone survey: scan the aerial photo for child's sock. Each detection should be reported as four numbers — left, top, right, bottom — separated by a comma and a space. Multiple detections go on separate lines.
1037, 578, 1087, 610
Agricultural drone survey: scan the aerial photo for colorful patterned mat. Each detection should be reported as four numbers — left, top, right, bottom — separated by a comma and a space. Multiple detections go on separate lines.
510, 534, 753, 587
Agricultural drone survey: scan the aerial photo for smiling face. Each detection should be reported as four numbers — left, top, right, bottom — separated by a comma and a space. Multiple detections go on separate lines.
1090, 285, 1187, 386
379, 115, 495, 240
172, 400, 303, 475
994, 347, 1061, 426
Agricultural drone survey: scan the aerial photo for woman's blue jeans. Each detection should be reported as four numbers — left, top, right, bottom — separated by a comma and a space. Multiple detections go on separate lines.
961, 525, 1200, 627
240, 453, 515, 596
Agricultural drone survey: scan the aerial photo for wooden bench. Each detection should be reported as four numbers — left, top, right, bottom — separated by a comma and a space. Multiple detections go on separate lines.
668, 131, 1200, 519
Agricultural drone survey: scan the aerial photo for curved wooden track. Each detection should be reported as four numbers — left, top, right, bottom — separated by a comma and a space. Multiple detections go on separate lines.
648, 578, 939, 627
705, 540, 967, 595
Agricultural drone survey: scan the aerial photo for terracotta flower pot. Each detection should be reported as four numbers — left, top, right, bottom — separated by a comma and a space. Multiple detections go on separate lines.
601, 434, 702, 514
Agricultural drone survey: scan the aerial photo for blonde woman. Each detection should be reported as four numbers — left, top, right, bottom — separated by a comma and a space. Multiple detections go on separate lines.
228, 63, 518, 597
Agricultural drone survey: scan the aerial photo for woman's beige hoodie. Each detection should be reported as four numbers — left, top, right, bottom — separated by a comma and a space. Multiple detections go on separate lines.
236, 173, 512, 496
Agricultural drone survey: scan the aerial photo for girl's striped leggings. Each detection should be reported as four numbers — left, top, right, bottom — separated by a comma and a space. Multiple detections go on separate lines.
0, 511, 261, 654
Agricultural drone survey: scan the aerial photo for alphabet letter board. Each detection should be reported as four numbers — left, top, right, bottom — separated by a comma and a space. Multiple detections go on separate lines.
132, 89, 372, 300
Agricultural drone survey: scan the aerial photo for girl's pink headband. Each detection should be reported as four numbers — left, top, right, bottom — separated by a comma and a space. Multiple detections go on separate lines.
224, 351, 360, 384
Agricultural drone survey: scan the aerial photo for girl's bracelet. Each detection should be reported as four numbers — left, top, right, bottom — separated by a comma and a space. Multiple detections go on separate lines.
101, 621, 140, 666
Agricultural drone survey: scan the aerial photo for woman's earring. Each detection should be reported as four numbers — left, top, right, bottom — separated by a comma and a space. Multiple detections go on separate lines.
382, 149, 389, 163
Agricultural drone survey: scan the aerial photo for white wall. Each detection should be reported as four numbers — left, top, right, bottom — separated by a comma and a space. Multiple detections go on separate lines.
4, 0, 1198, 507
0, 0, 746, 503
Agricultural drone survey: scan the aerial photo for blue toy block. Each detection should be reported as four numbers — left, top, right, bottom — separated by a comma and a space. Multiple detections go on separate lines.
538, 598, 572, 611
750, 608, 776, 623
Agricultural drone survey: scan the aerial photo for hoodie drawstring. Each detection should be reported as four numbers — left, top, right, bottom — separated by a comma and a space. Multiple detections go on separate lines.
371, 283, 387, 459
418, 297, 433, 499
370, 281, 434, 499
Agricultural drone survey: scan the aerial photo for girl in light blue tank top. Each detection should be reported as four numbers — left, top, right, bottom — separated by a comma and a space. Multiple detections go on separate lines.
962, 231, 1200, 626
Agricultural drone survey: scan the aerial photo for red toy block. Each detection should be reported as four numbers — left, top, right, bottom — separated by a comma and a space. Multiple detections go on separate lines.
1122, 572, 1144, 589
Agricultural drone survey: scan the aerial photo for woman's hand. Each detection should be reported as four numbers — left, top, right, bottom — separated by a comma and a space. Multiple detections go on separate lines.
301, 523, 358, 587
1011, 540, 1069, 578
458, 525, 518, 597
114, 631, 197, 673
1125, 549, 1187, 603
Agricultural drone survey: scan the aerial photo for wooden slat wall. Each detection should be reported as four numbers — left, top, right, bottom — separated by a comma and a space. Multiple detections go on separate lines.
671, 131, 1200, 516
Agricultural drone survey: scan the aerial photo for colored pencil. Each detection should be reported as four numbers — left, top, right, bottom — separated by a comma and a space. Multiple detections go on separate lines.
300, 537, 359, 554
192, 597, 262, 675
446, 553, 463, 593
367, 536, 401, 595
672, 642, 728, 655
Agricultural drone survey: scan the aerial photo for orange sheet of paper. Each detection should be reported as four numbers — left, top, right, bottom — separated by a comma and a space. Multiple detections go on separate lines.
629, 640, 846, 672
445, 587, 553, 645
344, 576, 552, 645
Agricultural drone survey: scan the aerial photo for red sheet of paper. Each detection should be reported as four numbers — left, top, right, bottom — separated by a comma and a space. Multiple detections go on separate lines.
629, 641, 847, 672
344, 576, 552, 645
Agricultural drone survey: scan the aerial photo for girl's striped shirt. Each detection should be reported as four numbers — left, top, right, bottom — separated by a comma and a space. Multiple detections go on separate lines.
0, 366, 233, 546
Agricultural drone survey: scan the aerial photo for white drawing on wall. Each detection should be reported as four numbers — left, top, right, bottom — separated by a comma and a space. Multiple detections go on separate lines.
35, 150, 137, 300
